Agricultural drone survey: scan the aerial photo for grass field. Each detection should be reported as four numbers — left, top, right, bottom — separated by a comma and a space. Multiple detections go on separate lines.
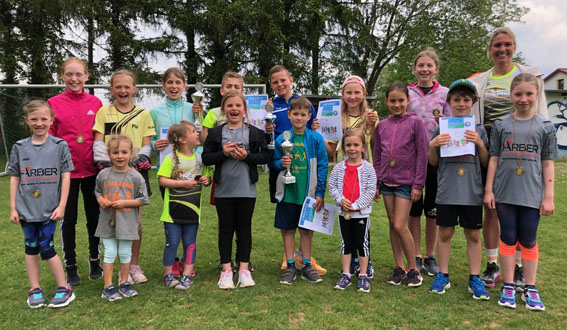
1, 162, 566, 329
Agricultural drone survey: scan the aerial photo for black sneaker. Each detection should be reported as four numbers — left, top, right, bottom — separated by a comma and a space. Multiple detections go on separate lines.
407, 269, 423, 287
89, 259, 103, 280
416, 257, 423, 271
66, 265, 81, 286
387, 266, 406, 285
423, 256, 439, 276
481, 262, 501, 288
366, 260, 374, 279
301, 264, 323, 283
514, 265, 526, 293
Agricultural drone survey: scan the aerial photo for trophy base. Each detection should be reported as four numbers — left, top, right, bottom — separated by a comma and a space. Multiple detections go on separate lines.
267, 144, 274, 150
282, 175, 296, 184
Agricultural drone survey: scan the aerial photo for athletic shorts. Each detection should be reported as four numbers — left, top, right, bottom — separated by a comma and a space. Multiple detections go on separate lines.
436, 204, 483, 229
410, 163, 437, 218
274, 202, 303, 230
21, 220, 57, 260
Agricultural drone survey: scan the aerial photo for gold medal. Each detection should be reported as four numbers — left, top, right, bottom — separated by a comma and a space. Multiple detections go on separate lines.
433, 109, 440, 116
109, 219, 115, 227
515, 167, 524, 176
32, 189, 41, 198
457, 168, 466, 176
389, 159, 396, 167
344, 212, 351, 220
76, 135, 84, 144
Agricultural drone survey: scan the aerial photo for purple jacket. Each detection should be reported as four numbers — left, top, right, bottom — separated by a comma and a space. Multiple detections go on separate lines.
407, 81, 451, 141
373, 112, 428, 190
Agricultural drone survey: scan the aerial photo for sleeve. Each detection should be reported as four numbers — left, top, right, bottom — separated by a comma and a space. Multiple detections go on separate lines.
202, 110, 217, 129
203, 165, 214, 178
60, 142, 74, 173
142, 110, 157, 137
134, 172, 150, 205
328, 164, 342, 205
92, 106, 106, 134
157, 155, 173, 178
489, 120, 502, 156
351, 163, 377, 211
315, 133, 329, 198
202, 127, 229, 166
7, 145, 20, 176
541, 120, 559, 160
94, 171, 104, 197
244, 127, 270, 166
478, 125, 489, 149
372, 123, 382, 178
47, 99, 59, 136
307, 104, 317, 130
413, 118, 428, 190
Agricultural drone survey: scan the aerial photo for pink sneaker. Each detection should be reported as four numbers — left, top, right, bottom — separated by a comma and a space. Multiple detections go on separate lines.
172, 259, 183, 277
218, 270, 234, 289
129, 265, 148, 284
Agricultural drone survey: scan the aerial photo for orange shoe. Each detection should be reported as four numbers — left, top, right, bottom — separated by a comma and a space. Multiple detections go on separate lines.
281, 253, 297, 270
294, 255, 326, 276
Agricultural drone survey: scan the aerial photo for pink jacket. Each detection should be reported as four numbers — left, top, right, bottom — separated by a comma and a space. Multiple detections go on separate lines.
407, 81, 452, 141
48, 89, 102, 178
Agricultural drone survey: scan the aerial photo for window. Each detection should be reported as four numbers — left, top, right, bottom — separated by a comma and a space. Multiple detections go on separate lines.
558, 79, 565, 90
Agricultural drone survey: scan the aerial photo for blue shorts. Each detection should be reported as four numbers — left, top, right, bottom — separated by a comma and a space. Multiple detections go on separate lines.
379, 183, 412, 200
274, 202, 303, 230
21, 220, 57, 260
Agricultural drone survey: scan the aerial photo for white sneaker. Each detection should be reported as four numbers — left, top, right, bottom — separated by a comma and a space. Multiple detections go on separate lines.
218, 270, 234, 289
129, 265, 148, 284
237, 270, 255, 288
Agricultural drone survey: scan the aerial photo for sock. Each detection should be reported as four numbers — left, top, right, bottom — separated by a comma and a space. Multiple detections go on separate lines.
302, 258, 311, 266
515, 251, 522, 267
504, 282, 515, 287
286, 258, 295, 268
486, 248, 498, 264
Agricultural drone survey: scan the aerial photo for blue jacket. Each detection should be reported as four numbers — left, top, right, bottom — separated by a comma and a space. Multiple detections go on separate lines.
273, 129, 328, 202
272, 94, 317, 139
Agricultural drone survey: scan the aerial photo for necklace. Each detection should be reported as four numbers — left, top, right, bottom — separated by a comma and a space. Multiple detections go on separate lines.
165, 99, 185, 125
104, 168, 130, 227
227, 124, 246, 149
343, 161, 360, 220
388, 117, 403, 167
512, 112, 535, 176
27, 140, 46, 198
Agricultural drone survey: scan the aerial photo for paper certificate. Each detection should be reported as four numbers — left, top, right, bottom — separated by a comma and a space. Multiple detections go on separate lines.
316, 99, 342, 141
159, 127, 172, 166
439, 116, 476, 157
245, 94, 269, 131
298, 197, 339, 235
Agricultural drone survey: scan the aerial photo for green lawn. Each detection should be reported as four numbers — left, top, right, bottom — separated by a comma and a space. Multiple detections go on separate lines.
1, 162, 566, 329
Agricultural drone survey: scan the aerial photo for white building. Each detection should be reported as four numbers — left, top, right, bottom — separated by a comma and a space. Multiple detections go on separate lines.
544, 68, 567, 157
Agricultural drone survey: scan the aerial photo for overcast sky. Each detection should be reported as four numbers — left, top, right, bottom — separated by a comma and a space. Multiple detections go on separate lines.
509, 0, 567, 77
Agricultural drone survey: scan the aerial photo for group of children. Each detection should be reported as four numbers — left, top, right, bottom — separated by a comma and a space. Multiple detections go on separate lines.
9, 55, 556, 312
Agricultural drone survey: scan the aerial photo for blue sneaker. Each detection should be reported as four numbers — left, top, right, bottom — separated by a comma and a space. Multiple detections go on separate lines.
429, 274, 450, 294
366, 260, 374, 279
468, 276, 489, 300
119, 282, 138, 297
101, 284, 122, 302
48, 286, 75, 308
522, 287, 545, 311
27, 288, 46, 308
164, 272, 179, 288
498, 285, 516, 309
334, 273, 352, 290
357, 275, 370, 293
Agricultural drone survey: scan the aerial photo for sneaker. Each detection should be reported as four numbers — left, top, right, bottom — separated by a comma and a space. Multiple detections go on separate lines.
175, 274, 194, 290
89, 259, 103, 280
349, 259, 360, 277
334, 273, 352, 290
498, 285, 516, 309
118, 270, 134, 284
66, 264, 81, 287
129, 265, 148, 284
301, 264, 323, 283
468, 276, 490, 300
429, 273, 450, 294
514, 265, 526, 293
101, 284, 122, 302
280, 267, 297, 285
407, 269, 423, 287
237, 270, 256, 288
27, 288, 46, 308
309, 256, 327, 276
366, 260, 374, 279
164, 273, 179, 288
357, 275, 370, 293
423, 256, 439, 276
118, 282, 138, 297
481, 262, 501, 288
387, 266, 407, 285
280, 253, 290, 270
218, 270, 234, 289
522, 287, 545, 311
172, 258, 182, 277
416, 257, 423, 272
48, 286, 75, 308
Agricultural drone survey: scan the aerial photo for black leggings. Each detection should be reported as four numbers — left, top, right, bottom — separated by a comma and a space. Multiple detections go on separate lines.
215, 198, 255, 264
60, 175, 100, 266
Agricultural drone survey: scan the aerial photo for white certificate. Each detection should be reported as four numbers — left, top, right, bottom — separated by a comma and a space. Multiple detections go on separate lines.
245, 94, 269, 131
159, 127, 172, 166
316, 99, 342, 141
298, 197, 339, 235
439, 116, 476, 157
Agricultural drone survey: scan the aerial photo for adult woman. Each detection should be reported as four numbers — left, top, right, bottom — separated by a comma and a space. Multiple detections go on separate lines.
469, 27, 548, 289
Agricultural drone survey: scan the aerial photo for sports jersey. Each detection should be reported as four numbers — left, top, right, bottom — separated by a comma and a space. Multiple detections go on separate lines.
482, 66, 520, 128
93, 105, 156, 149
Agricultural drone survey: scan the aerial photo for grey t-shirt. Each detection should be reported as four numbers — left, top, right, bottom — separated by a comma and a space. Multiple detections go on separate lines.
95, 168, 149, 240
490, 114, 558, 209
434, 124, 488, 206
214, 125, 256, 198
7, 136, 74, 222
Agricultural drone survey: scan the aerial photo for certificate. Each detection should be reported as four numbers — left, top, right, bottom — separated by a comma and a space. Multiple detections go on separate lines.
159, 127, 172, 166
439, 115, 476, 157
316, 99, 342, 141
245, 94, 269, 131
298, 197, 339, 235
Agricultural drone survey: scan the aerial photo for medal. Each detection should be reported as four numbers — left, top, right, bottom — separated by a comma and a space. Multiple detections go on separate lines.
76, 135, 84, 144
389, 159, 396, 167
512, 113, 534, 179
433, 109, 440, 116
32, 189, 41, 198
108, 219, 115, 227
344, 212, 351, 220
515, 167, 524, 176
457, 168, 466, 176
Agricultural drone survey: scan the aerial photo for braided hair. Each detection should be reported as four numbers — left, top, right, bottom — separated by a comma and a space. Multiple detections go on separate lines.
167, 120, 195, 179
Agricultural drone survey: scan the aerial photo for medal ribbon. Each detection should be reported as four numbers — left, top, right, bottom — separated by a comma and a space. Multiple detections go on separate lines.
512, 112, 535, 172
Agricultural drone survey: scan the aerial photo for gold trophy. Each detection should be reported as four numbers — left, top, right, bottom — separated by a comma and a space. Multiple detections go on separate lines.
264, 102, 276, 150
281, 131, 296, 184
191, 82, 204, 132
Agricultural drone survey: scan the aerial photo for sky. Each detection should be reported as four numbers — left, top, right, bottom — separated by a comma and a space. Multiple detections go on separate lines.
509, 0, 567, 77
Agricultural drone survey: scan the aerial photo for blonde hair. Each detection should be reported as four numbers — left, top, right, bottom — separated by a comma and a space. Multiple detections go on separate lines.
487, 27, 516, 57
162, 67, 186, 84
110, 69, 136, 86
167, 120, 195, 179
413, 48, 440, 68
23, 100, 54, 118
106, 134, 136, 166
61, 57, 88, 77
222, 71, 244, 87
510, 73, 539, 95
221, 90, 250, 125
341, 128, 367, 159
340, 80, 370, 135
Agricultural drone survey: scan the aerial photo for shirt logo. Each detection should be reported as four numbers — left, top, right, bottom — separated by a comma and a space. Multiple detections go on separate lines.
87, 110, 95, 115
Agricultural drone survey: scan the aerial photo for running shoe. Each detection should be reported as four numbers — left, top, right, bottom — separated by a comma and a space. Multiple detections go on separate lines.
423, 256, 439, 276
481, 262, 501, 288
357, 275, 370, 293
89, 259, 103, 280
48, 286, 75, 308
387, 266, 406, 285
237, 270, 255, 288
172, 258, 182, 277
129, 265, 148, 284
101, 285, 121, 302
366, 260, 374, 279
280, 267, 297, 285
218, 270, 234, 289
295, 250, 327, 275
334, 273, 352, 290
407, 269, 423, 287
415, 257, 423, 272
118, 282, 138, 297
468, 276, 490, 300
429, 273, 450, 294
498, 285, 516, 309
175, 275, 193, 290
66, 264, 81, 287
27, 288, 46, 308
301, 264, 323, 283
522, 287, 545, 311
514, 265, 526, 293
164, 273, 179, 288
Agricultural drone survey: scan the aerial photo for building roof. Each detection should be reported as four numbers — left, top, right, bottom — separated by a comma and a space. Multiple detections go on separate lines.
544, 68, 567, 81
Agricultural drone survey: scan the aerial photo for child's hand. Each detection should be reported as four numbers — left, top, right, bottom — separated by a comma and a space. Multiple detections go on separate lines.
112, 200, 130, 209
10, 209, 20, 224
155, 139, 169, 151
312, 118, 320, 130
464, 130, 483, 147
429, 134, 450, 148
341, 198, 353, 211
281, 155, 291, 168
410, 189, 422, 203
98, 198, 113, 209
192, 101, 202, 114
223, 141, 236, 156
265, 122, 275, 134
435, 113, 446, 124
483, 191, 496, 210
540, 197, 554, 216
373, 189, 381, 202
314, 196, 324, 211
199, 176, 211, 186
232, 146, 248, 160
180, 179, 198, 189
367, 111, 378, 125
50, 206, 65, 221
